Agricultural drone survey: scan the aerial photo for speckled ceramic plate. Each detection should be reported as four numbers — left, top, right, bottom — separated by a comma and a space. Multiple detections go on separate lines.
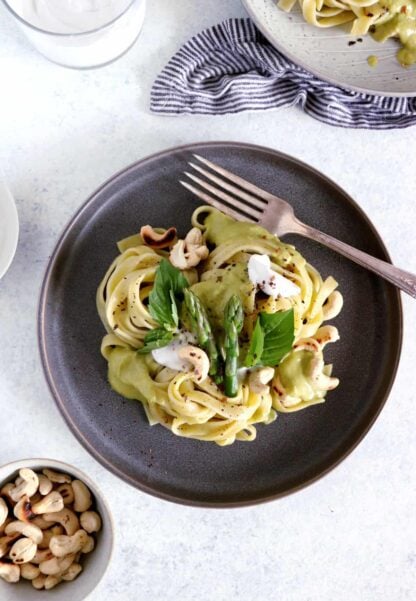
38, 142, 402, 507
242, 0, 416, 96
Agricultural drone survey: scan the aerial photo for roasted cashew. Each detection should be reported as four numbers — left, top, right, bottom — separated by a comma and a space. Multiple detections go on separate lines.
9, 537, 37, 564
39, 552, 75, 576
178, 345, 209, 382
0, 561, 20, 583
38, 475, 53, 496
0, 483, 15, 504
32, 574, 47, 589
14, 495, 35, 521
45, 574, 62, 590
169, 227, 209, 269
32, 548, 54, 565
313, 325, 340, 349
39, 525, 64, 549
9, 469, 39, 503
140, 225, 177, 249
42, 469, 71, 484
72, 480, 92, 512
62, 562, 82, 581
322, 291, 343, 320
0, 534, 19, 558
31, 516, 51, 530
82, 535, 95, 554
49, 530, 89, 558
44, 508, 80, 536
80, 510, 102, 533
0, 517, 12, 536
32, 491, 64, 515
20, 562, 40, 580
5, 520, 43, 544
248, 367, 275, 394
57, 483, 74, 506
0, 498, 8, 528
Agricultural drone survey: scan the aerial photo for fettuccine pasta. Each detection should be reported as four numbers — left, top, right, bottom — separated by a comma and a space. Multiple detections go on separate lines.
97, 207, 343, 446
278, 0, 416, 67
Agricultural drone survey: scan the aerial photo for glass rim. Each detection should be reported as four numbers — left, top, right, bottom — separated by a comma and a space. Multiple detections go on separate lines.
0, 0, 138, 37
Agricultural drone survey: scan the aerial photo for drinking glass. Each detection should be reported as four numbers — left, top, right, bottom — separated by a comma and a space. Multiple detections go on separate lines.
1, 0, 146, 68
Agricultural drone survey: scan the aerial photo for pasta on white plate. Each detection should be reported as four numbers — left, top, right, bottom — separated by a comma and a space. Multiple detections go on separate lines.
97, 207, 343, 446
278, 0, 416, 67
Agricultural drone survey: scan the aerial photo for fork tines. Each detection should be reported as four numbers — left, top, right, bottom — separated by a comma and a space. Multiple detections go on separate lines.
180, 154, 270, 223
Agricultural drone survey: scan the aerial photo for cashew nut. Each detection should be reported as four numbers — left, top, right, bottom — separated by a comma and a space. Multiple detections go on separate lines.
72, 480, 92, 512
39, 552, 75, 576
82, 535, 95, 554
0, 561, 20, 583
49, 530, 89, 558
140, 225, 177, 249
14, 495, 34, 521
62, 562, 82, 581
9, 469, 39, 503
32, 548, 54, 565
42, 469, 71, 484
38, 475, 53, 496
170, 227, 209, 269
0, 534, 19, 558
248, 367, 275, 394
0, 517, 12, 536
44, 508, 80, 536
5, 520, 43, 544
322, 290, 343, 320
313, 325, 340, 349
30, 492, 42, 505
178, 345, 209, 382
0, 483, 15, 504
32, 574, 47, 589
9, 537, 37, 564
57, 483, 74, 506
39, 525, 64, 549
45, 574, 62, 590
20, 562, 40, 580
80, 510, 102, 533
308, 356, 339, 391
32, 491, 64, 515
31, 516, 52, 530
0, 498, 8, 528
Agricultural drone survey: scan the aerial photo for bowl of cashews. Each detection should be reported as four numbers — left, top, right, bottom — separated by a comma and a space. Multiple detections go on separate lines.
0, 459, 114, 600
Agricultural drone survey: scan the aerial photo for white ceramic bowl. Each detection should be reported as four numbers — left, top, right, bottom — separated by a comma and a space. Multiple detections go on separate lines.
0, 459, 114, 601
0, 183, 19, 280
242, 0, 416, 96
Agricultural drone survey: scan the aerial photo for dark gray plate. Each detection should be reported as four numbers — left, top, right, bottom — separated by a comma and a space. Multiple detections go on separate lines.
38, 142, 402, 507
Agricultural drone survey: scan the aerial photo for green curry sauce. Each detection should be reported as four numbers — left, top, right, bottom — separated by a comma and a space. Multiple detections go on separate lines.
373, 0, 416, 66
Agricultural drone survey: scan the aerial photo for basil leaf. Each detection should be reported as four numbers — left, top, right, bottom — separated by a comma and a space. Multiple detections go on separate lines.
245, 309, 294, 367
148, 259, 189, 331
259, 309, 295, 366
244, 318, 264, 367
137, 328, 174, 354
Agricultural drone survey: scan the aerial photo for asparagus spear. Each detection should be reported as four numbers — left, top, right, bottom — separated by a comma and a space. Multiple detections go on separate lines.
183, 289, 221, 380
223, 295, 244, 398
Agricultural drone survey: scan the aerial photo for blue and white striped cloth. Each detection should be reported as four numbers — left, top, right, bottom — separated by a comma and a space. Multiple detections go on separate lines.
151, 18, 416, 129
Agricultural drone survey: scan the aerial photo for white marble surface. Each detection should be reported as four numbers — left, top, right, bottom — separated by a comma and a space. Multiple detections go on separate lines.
1, 1, 415, 599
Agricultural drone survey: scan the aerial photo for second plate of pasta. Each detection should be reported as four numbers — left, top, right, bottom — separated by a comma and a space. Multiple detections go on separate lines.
39, 141, 402, 506
242, 0, 416, 96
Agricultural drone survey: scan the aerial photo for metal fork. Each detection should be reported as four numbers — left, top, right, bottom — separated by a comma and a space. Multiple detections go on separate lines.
180, 154, 416, 299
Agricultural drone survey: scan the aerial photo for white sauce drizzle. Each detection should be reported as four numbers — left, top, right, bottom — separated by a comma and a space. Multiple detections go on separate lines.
152, 330, 196, 372
248, 254, 300, 298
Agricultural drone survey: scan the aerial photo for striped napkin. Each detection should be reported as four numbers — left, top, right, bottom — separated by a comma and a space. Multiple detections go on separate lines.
151, 18, 416, 129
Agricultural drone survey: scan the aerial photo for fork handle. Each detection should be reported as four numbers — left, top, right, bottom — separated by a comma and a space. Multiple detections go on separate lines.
293, 220, 416, 298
